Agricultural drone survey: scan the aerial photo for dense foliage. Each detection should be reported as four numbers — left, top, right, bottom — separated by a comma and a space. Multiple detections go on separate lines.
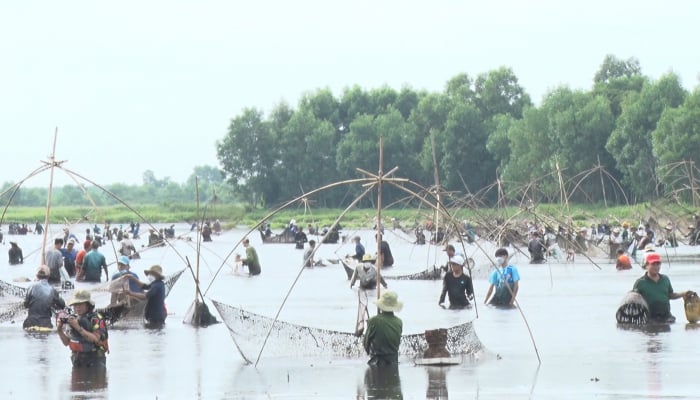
216, 55, 700, 208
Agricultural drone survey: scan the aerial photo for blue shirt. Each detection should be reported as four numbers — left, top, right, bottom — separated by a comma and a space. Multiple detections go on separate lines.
144, 279, 166, 324
111, 270, 143, 293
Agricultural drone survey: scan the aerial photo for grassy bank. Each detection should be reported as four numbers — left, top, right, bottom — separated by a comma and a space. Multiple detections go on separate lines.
1, 202, 696, 231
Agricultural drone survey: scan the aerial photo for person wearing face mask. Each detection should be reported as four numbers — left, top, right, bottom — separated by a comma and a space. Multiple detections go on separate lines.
110, 256, 143, 305
484, 248, 520, 307
125, 265, 167, 326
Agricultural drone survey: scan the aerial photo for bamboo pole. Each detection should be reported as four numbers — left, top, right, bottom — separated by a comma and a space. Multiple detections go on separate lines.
195, 176, 201, 305
376, 136, 384, 304
41, 128, 60, 265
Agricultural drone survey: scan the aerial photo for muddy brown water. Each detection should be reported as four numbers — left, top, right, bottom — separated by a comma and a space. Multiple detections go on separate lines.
1, 225, 700, 399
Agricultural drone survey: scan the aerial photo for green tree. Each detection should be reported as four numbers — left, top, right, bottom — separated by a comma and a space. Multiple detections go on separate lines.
474, 67, 532, 119
606, 73, 687, 200
593, 55, 645, 117
653, 88, 700, 195
216, 108, 277, 206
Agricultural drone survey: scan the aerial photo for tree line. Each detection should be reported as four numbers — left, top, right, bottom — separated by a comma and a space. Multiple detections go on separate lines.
217, 54, 700, 209
0, 166, 233, 208
3, 55, 699, 211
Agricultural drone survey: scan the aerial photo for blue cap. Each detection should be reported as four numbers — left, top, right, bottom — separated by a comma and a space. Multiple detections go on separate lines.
118, 255, 130, 266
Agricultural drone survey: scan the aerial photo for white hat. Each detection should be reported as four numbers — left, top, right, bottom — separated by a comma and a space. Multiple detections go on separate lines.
449, 255, 465, 266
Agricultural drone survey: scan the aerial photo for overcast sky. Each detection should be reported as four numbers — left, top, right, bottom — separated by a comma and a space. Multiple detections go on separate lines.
2, 1, 698, 188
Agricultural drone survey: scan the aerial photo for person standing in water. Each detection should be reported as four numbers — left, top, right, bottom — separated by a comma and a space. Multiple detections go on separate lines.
484, 248, 520, 307
363, 290, 403, 366
239, 237, 261, 276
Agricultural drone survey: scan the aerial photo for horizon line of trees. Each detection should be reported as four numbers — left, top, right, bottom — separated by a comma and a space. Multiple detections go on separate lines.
3, 55, 699, 210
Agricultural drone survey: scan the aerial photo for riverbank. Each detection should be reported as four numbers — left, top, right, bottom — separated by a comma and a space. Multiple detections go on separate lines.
1, 202, 695, 232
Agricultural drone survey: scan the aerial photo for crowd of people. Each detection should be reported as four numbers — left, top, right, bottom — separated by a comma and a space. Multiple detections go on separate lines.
10, 212, 700, 375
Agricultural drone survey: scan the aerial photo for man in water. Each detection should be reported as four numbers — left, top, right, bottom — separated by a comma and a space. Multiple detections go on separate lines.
45, 237, 65, 285
303, 240, 319, 268
240, 237, 261, 276
363, 290, 403, 365
57, 290, 109, 368
82, 240, 109, 283
615, 248, 632, 270
484, 248, 521, 307
23, 265, 65, 329
61, 239, 78, 278
376, 234, 394, 267
632, 253, 688, 323
348, 236, 365, 261
126, 265, 167, 327
527, 231, 546, 264
438, 255, 474, 309
350, 254, 388, 290
8, 241, 23, 265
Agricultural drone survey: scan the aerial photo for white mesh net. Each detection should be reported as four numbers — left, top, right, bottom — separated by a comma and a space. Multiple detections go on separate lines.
211, 299, 484, 364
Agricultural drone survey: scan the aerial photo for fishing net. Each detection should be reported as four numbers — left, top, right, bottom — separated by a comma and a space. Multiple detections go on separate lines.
0, 280, 28, 323
211, 299, 484, 364
615, 291, 649, 325
183, 300, 219, 326
0, 279, 28, 298
0, 301, 26, 323
99, 268, 185, 325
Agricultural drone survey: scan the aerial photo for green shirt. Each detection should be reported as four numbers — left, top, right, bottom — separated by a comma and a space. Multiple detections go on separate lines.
245, 246, 261, 275
633, 273, 674, 319
363, 312, 402, 364
83, 250, 107, 282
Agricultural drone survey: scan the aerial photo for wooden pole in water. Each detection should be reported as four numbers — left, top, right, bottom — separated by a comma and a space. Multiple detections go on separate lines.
41, 128, 59, 265
195, 176, 201, 307
597, 155, 608, 208
376, 136, 384, 304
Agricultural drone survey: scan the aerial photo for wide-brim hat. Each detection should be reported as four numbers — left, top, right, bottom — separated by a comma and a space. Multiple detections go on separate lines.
375, 291, 403, 313
612, 228, 621, 234
644, 244, 655, 252
68, 290, 94, 306
362, 254, 376, 262
144, 265, 164, 278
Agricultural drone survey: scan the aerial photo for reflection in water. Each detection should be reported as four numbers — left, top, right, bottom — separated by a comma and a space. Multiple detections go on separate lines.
363, 364, 403, 399
70, 366, 108, 399
425, 367, 448, 399
616, 323, 671, 335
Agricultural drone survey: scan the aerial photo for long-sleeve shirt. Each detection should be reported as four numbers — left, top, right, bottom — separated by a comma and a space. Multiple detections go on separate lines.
244, 246, 261, 275
144, 279, 166, 324
363, 312, 402, 365
439, 272, 474, 308
23, 279, 65, 328
350, 263, 387, 289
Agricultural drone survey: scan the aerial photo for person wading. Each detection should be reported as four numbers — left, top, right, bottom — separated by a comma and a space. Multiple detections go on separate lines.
363, 290, 403, 366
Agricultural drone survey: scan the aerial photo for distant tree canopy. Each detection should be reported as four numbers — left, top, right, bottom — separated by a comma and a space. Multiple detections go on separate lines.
0, 166, 235, 208
216, 55, 699, 207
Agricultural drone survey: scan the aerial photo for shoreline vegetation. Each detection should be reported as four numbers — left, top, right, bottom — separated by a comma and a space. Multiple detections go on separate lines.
2, 203, 696, 231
